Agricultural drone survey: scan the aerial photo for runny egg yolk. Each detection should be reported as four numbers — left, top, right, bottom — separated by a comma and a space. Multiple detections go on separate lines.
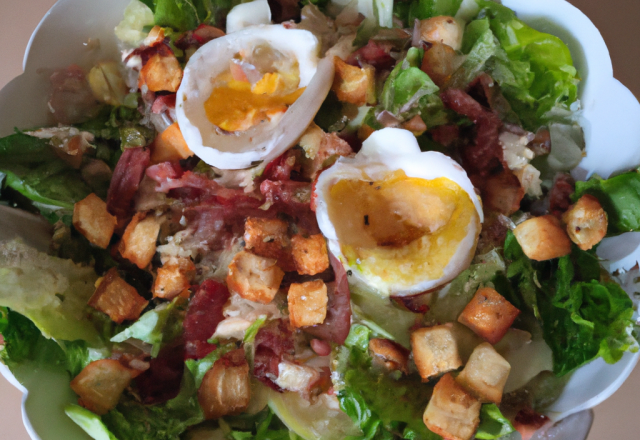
204, 70, 304, 132
326, 170, 479, 289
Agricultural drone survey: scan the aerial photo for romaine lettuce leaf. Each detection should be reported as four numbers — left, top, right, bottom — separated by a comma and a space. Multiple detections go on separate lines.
394, 0, 463, 26
65, 405, 119, 440
152, 0, 240, 31
475, 404, 515, 439
227, 408, 296, 440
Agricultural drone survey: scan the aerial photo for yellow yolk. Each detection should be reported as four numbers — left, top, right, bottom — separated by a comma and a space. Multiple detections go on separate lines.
326, 170, 479, 290
204, 72, 304, 132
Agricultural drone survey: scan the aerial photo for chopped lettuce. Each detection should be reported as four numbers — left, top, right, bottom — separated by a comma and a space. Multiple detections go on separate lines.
65, 405, 119, 440
475, 404, 515, 440
394, 0, 463, 26
574, 171, 640, 235
227, 408, 298, 440
503, 231, 541, 319
243, 314, 267, 343
148, 0, 240, 31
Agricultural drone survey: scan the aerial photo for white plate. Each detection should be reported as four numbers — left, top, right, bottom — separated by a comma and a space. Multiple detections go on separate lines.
0, 0, 639, 439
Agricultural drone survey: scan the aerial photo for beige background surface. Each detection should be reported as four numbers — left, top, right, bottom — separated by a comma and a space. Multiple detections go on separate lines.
0, 0, 638, 439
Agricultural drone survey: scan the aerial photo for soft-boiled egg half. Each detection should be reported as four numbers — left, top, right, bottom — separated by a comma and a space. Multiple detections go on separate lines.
176, 19, 334, 170
314, 128, 483, 297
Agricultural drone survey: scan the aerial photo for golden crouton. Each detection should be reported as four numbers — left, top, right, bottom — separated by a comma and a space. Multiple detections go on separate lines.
411, 324, 463, 381
73, 193, 117, 249
457, 287, 520, 345
153, 257, 195, 299
70, 359, 132, 415
423, 373, 481, 440
562, 194, 608, 250
138, 52, 183, 93
401, 115, 428, 137
119, 213, 161, 269
150, 122, 193, 164
332, 56, 376, 106
226, 250, 285, 304
243, 217, 295, 271
287, 280, 328, 328
88, 268, 149, 323
369, 338, 410, 374
456, 342, 511, 404
291, 234, 330, 276
420, 16, 464, 50
513, 215, 572, 261
198, 349, 251, 420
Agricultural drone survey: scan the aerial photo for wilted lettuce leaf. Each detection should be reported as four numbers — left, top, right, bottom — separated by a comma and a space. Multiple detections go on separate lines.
65, 404, 119, 440
394, 0, 463, 27
475, 404, 515, 439
574, 171, 640, 235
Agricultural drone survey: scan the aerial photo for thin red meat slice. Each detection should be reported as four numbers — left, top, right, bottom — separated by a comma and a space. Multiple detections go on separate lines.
253, 319, 295, 391
260, 180, 319, 234
429, 124, 460, 147
106, 147, 151, 220
549, 173, 575, 218
134, 342, 184, 405
347, 41, 396, 70
303, 254, 351, 344
183, 280, 230, 360
151, 94, 176, 114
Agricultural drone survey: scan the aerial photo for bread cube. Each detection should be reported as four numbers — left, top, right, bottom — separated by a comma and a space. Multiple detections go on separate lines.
70, 359, 132, 415
153, 257, 195, 299
119, 212, 161, 269
288, 280, 328, 328
423, 373, 481, 440
411, 323, 463, 381
88, 268, 148, 323
458, 287, 520, 345
420, 16, 464, 50
455, 342, 511, 404
243, 217, 294, 271
291, 234, 330, 276
513, 215, 571, 261
198, 349, 250, 420
332, 56, 376, 106
369, 338, 410, 374
562, 194, 608, 250
73, 193, 117, 249
138, 52, 183, 92
150, 122, 193, 164
226, 250, 285, 304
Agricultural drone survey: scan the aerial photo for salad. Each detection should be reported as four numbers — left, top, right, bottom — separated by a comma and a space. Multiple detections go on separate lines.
1, 0, 639, 439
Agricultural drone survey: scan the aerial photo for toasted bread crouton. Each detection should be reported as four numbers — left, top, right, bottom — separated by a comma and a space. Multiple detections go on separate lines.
288, 280, 328, 328
226, 250, 285, 304
291, 234, 330, 276
150, 122, 193, 164
70, 359, 132, 415
198, 349, 250, 420
423, 373, 481, 440
88, 268, 148, 323
274, 361, 321, 393
401, 115, 428, 137
332, 56, 376, 106
457, 287, 520, 345
420, 16, 464, 50
243, 217, 295, 271
369, 338, 410, 374
456, 342, 511, 404
411, 324, 463, 381
119, 212, 161, 269
562, 194, 608, 251
153, 257, 195, 299
138, 52, 183, 92
73, 193, 117, 249
513, 215, 572, 261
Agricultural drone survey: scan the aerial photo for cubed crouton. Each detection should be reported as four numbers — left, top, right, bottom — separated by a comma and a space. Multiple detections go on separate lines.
475, 169, 525, 216
411, 323, 463, 381
226, 250, 285, 304
73, 193, 117, 249
420, 16, 464, 50
299, 124, 353, 180
562, 194, 608, 251
455, 342, 511, 404
70, 359, 132, 415
274, 361, 321, 393
291, 234, 330, 276
88, 268, 149, 323
401, 115, 428, 137
138, 52, 183, 92
153, 257, 195, 299
332, 56, 376, 106
369, 338, 410, 374
458, 287, 520, 345
198, 349, 250, 420
288, 280, 328, 328
119, 212, 161, 269
150, 122, 193, 164
513, 215, 572, 261
423, 373, 481, 440
243, 217, 294, 271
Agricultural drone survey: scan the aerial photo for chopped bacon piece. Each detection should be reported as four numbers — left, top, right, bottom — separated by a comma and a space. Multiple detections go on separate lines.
430, 125, 460, 147
347, 41, 396, 71
134, 342, 185, 405
263, 150, 300, 181
253, 319, 295, 391
549, 173, 575, 218
260, 180, 319, 234
183, 280, 230, 360
392, 293, 430, 314
151, 94, 176, 114
471, 169, 525, 216
468, 73, 518, 124
106, 147, 151, 221
303, 254, 351, 344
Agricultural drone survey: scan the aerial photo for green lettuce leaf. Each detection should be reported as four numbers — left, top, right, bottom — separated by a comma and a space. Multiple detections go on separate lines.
243, 314, 267, 343
503, 231, 540, 318
185, 342, 237, 388
227, 408, 297, 440
394, 0, 463, 27
475, 404, 515, 439
574, 171, 640, 235
65, 405, 119, 440
153, 0, 239, 31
